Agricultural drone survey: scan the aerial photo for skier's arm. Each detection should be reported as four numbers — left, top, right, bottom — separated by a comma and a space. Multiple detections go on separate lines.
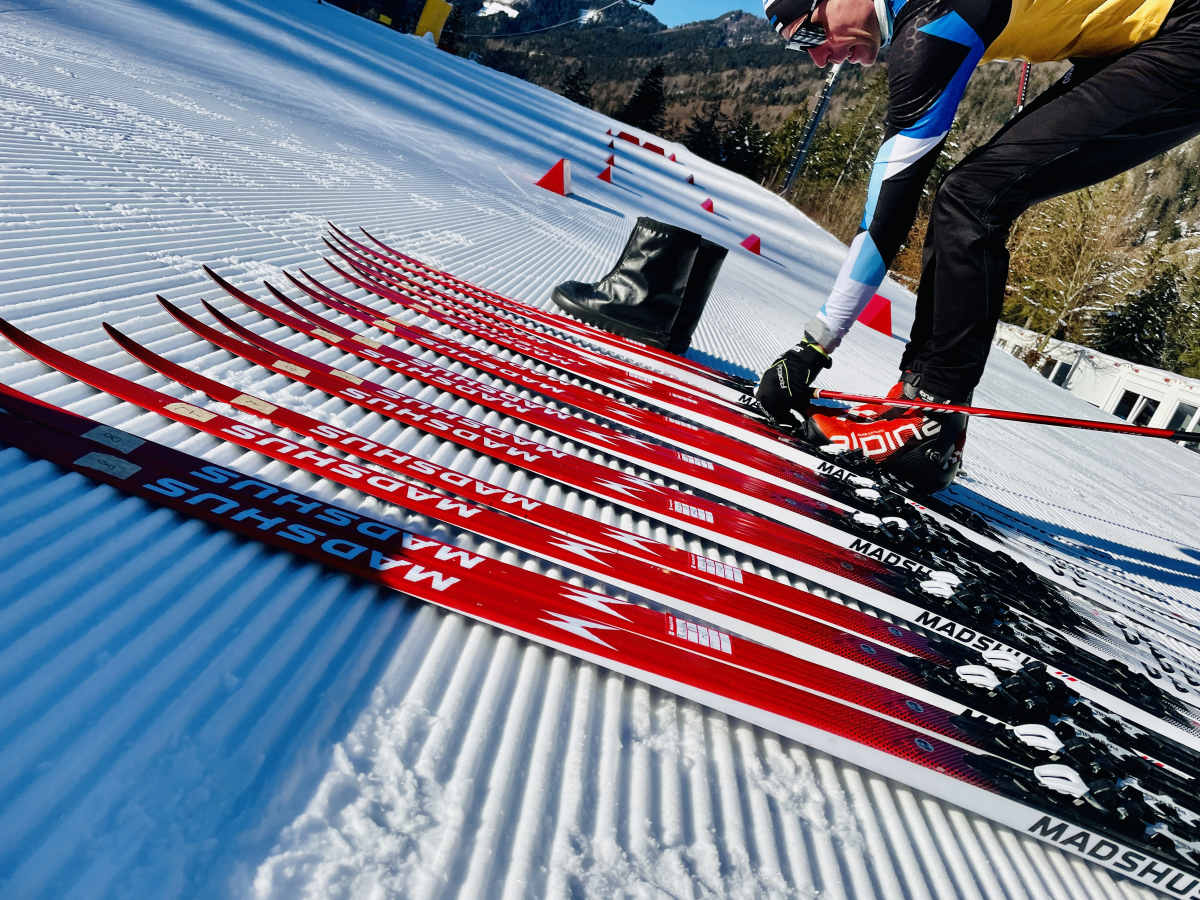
806, 5, 992, 352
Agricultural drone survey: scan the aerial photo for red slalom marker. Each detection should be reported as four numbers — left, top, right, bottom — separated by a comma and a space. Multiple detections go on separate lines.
701, 198, 714, 213
857, 294, 892, 335
741, 234, 761, 255
597, 165, 613, 183
535, 158, 571, 195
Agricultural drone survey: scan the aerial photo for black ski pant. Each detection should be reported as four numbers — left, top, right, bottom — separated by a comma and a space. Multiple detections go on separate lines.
900, 0, 1200, 402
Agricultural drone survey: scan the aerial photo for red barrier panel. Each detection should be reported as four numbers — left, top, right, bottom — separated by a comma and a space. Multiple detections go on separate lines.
535, 159, 571, 195
857, 294, 893, 335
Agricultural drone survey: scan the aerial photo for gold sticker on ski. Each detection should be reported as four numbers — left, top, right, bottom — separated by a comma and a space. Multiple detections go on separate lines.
274, 360, 309, 377
233, 395, 277, 414
354, 334, 382, 349
330, 369, 363, 385
164, 402, 216, 422
373, 319, 397, 332
74, 452, 142, 480
82, 425, 144, 454
312, 328, 342, 343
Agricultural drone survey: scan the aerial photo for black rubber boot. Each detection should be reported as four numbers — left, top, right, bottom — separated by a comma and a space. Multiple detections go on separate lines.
552, 217, 702, 349
665, 238, 728, 355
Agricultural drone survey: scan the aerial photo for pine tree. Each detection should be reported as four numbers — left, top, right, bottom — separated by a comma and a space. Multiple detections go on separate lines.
683, 99, 726, 164
763, 107, 807, 188
1094, 267, 1179, 366
721, 111, 769, 182
560, 65, 594, 109
620, 64, 666, 135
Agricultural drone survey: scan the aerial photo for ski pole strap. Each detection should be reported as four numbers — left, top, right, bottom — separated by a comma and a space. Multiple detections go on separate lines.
813, 389, 1200, 442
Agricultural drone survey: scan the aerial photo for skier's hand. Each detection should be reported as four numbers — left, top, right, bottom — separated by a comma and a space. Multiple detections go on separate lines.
754, 342, 831, 429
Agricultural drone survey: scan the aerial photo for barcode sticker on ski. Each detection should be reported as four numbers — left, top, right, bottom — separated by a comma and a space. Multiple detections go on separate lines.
690, 553, 743, 583
678, 452, 714, 470
667, 614, 732, 654
671, 500, 713, 523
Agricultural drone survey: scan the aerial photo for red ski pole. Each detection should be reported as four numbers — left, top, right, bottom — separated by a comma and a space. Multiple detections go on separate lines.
811, 389, 1200, 443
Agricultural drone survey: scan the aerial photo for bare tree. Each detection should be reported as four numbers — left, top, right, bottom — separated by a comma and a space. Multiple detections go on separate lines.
1006, 174, 1145, 367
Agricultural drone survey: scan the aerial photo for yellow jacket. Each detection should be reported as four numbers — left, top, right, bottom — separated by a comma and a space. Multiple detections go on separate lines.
983, 0, 1175, 62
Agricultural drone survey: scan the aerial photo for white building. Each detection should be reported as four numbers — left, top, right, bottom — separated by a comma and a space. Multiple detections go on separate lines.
994, 321, 1200, 449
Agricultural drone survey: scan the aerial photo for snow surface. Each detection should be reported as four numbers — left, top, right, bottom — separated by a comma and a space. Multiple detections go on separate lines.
0, 1, 1197, 898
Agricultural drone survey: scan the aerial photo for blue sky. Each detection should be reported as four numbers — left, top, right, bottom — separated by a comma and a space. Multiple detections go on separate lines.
645, 2, 765, 27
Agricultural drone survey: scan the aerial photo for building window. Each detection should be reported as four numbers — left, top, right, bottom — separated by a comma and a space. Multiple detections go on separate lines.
1132, 398, 1160, 427
1168, 402, 1199, 452
1040, 359, 1057, 378
1051, 362, 1070, 386
1113, 390, 1141, 420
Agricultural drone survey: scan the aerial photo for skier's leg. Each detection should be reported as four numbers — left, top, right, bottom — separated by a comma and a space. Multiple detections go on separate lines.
917, 13, 1200, 401
898, 213, 937, 376
898, 58, 1111, 380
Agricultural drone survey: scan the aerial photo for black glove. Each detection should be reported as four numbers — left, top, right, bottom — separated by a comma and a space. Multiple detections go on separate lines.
754, 341, 831, 428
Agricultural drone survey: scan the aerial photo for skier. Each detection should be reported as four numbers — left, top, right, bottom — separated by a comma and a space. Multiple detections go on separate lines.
755, 0, 1200, 491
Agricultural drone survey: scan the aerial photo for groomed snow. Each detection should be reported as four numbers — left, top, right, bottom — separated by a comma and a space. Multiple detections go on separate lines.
0, 1, 1196, 898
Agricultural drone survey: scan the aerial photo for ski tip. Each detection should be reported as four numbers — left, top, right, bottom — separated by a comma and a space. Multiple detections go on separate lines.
156, 294, 187, 319
0, 315, 25, 348
103, 321, 151, 363
199, 298, 225, 319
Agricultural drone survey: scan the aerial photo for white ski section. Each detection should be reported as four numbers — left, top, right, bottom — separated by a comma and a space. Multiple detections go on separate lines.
0, 1, 1194, 898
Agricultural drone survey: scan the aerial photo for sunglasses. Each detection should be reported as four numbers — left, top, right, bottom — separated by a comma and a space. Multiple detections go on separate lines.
766, 0, 827, 50
785, 22, 828, 50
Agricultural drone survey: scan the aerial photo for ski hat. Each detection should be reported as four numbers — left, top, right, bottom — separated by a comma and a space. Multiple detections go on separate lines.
763, 0, 894, 50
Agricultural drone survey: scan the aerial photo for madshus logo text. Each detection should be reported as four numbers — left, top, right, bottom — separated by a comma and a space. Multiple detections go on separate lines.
1028, 815, 1200, 897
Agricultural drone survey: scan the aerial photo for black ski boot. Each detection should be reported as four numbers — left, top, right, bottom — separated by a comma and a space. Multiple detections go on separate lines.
665, 238, 728, 354
883, 387, 970, 494
552, 217, 702, 349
